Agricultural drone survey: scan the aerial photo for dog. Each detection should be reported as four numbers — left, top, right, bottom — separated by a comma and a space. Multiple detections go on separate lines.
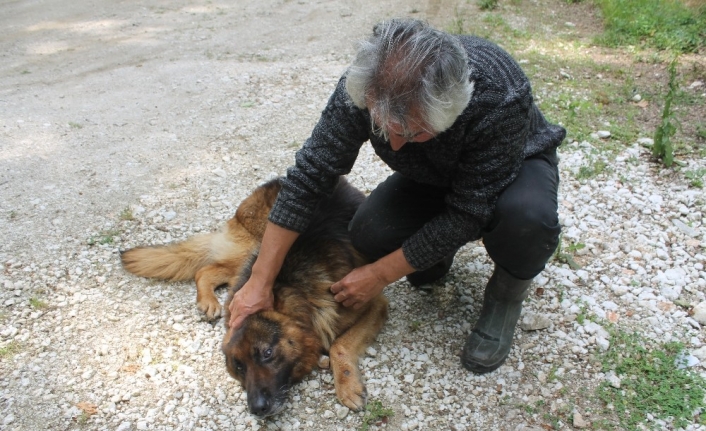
121, 177, 388, 417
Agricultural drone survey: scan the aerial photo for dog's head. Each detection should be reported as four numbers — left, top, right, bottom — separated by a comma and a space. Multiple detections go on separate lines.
222, 310, 321, 417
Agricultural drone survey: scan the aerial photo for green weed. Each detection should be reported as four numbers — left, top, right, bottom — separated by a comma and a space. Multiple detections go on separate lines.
566, 242, 585, 253
359, 399, 394, 431
653, 57, 680, 167
553, 234, 582, 270
68, 122, 83, 129
696, 123, 706, 142
597, 329, 706, 430
478, 0, 499, 11
120, 207, 134, 221
0, 341, 21, 358
29, 297, 48, 309
87, 229, 121, 246
684, 167, 706, 188
577, 159, 609, 180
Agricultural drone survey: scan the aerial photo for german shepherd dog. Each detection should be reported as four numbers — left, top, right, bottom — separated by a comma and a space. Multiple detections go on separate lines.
121, 177, 388, 417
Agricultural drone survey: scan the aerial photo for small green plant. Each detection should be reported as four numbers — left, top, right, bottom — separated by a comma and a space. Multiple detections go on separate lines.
29, 297, 48, 309
597, 328, 706, 430
68, 121, 83, 129
8, 210, 17, 220
684, 167, 706, 188
553, 234, 582, 270
696, 124, 706, 140
409, 321, 422, 332
547, 364, 560, 382
120, 207, 134, 221
576, 159, 608, 180
575, 302, 589, 324
653, 57, 680, 167
0, 341, 21, 358
76, 412, 90, 424
87, 229, 121, 246
566, 242, 585, 253
478, 0, 498, 11
359, 399, 394, 431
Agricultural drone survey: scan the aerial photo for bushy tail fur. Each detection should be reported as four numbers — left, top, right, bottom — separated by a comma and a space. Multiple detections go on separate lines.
121, 232, 219, 281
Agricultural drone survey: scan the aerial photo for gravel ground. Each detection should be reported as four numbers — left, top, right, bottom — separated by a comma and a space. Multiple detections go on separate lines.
1, 1, 706, 430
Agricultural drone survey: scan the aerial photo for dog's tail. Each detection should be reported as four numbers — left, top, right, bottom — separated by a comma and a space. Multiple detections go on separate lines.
121, 231, 222, 281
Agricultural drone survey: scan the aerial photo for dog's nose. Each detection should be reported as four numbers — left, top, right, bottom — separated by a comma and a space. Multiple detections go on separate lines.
249, 391, 271, 417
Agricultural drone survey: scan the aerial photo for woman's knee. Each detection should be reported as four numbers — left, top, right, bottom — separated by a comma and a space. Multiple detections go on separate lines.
348, 212, 398, 261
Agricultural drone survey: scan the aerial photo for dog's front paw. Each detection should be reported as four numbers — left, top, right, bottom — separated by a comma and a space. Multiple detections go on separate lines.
196, 297, 223, 320
334, 368, 367, 411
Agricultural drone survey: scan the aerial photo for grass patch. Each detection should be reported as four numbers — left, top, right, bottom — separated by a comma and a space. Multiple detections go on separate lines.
120, 207, 134, 221
684, 167, 706, 188
577, 158, 610, 180
594, 0, 706, 53
359, 399, 394, 431
597, 328, 706, 429
68, 121, 83, 129
0, 341, 21, 358
29, 297, 48, 309
478, 0, 499, 11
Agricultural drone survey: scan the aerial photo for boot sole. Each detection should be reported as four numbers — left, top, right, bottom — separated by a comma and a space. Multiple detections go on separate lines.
460, 353, 508, 374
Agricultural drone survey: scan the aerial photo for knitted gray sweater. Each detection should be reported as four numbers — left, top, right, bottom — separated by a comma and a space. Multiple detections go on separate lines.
268, 35, 566, 271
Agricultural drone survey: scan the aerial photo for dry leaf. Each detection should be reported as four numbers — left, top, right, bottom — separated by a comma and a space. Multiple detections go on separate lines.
607, 311, 619, 323
657, 301, 675, 312
634, 100, 649, 108
76, 402, 98, 415
120, 364, 140, 374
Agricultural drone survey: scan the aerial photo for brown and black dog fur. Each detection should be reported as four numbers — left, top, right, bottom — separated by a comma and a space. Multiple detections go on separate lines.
121, 177, 388, 417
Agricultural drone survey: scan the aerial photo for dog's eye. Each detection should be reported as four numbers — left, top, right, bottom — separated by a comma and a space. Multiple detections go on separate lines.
233, 360, 245, 374
263, 348, 273, 359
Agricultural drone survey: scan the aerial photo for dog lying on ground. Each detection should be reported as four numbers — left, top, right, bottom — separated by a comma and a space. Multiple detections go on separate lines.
121, 177, 388, 417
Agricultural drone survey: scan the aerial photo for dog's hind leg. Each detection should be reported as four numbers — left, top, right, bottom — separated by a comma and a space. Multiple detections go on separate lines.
329, 296, 389, 411
194, 263, 243, 320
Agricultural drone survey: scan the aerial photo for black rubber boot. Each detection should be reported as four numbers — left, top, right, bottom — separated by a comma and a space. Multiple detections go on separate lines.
406, 253, 455, 288
461, 266, 532, 374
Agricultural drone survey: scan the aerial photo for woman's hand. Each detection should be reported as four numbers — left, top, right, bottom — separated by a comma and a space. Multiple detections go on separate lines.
330, 264, 388, 309
227, 221, 300, 329
331, 248, 414, 308
228, 277, 274, 329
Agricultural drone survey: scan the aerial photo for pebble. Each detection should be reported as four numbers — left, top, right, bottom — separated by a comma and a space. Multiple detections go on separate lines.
692, 302, 706, 325
596, 130, 611, 139
520, 312, 552, 331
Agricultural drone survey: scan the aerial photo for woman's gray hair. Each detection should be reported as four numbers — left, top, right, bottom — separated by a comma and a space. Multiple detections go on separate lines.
346, 19, 473, 139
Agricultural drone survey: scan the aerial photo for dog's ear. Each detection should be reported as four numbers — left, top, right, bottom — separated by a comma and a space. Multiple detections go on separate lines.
234, 179, 281, 238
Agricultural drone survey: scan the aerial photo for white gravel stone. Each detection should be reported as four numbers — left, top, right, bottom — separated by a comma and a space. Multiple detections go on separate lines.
596, 130, 611, 139
692, 302, 706, 325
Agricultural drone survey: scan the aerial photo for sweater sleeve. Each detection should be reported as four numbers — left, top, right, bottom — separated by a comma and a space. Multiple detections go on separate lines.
401, 82, 532, 270
268, 76, 370, 233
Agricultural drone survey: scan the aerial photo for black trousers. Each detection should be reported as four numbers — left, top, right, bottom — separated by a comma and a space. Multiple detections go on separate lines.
348, 149, 561, 281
